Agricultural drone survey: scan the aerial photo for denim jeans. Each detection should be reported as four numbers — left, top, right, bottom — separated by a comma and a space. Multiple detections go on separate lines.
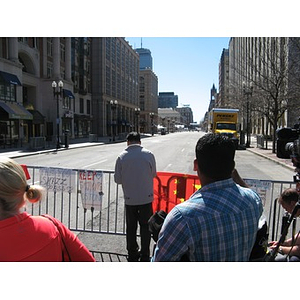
125, 202, 153, 261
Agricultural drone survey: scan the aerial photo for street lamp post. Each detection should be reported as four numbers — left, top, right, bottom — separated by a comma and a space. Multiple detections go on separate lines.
110, 100, 118, 141
243, 81, 253, 148
135, 108, 140, 132
52, 80, 63, 150
149, 112, 154, 136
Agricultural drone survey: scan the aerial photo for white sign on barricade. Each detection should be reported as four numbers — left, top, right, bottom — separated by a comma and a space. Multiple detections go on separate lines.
39, 167, 76, 193
79, 170, 104, 211
245, 179, 272, 206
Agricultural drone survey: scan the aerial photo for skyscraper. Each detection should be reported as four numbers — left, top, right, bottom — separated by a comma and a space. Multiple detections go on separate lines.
135, 48, 153, 70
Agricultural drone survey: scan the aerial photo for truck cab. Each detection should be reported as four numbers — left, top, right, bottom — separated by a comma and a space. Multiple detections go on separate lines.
209, 108, 239, 148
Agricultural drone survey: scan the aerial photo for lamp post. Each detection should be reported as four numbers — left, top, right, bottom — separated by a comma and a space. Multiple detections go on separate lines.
135, 108, 140, 132
243, 81, 253, 148
110, 100, 118, 141
52, 80, 63, 150
149, 112, 154, 136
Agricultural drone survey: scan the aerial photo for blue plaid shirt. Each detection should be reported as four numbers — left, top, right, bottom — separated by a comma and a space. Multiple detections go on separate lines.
152, 178, 263, 261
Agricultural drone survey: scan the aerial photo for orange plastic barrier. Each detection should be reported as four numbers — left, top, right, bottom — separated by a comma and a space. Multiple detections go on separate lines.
153, 172, 201, 213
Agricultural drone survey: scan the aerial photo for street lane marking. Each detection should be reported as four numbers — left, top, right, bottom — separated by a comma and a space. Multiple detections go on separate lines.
166, 163, 172, 169
83, 159, 108, 168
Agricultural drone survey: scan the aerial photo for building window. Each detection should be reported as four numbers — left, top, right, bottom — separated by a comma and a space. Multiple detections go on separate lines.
61, 43, 65, 62
47, 38, 52, 56
47, 62, 53, 78
33, 37, 38, 49
80, 98, 84, 113
0, 78, 16, 101
61, 67, 65, 80
63, 96, 71, 110
87, 79, 91, 94
87, 100, 91, 115
18, 37, 28, 44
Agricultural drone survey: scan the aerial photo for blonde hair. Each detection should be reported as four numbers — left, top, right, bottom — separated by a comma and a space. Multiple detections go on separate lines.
0, 157, 44, 219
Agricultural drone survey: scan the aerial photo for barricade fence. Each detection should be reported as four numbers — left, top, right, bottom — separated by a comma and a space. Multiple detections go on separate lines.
243, 178, 298, 242
24, 166, 298, 260
25, 166, 126, 236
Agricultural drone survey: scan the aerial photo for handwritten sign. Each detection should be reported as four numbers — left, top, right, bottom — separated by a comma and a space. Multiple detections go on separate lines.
245, 179, 271, 206
39, 168, 75, 193
79, 170, 104, 210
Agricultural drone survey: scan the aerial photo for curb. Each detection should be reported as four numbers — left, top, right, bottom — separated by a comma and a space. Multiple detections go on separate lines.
1, 134, 153, 159
246, 148, 295, 171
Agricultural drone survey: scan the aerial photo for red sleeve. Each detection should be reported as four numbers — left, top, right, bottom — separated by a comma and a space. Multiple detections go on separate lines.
43, 215, 95, 262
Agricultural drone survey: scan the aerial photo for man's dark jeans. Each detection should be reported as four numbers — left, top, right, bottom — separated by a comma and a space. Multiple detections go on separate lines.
125, 202, 153, 262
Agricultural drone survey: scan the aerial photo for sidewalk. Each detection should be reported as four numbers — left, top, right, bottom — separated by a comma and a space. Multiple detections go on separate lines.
0, 134, 153, 159
0, 136, 115, 159
246, 135, 295, 171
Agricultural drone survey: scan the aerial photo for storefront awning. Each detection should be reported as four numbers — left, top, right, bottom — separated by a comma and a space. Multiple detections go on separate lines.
0, 101, 33, 120
74, 113, 92, 120
63, 89, 75, 99
0, 71, 22, 85
28, 109, 45, 124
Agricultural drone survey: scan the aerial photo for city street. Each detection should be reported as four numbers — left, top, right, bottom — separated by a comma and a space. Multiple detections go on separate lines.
13, 131, 295, 182
9, 131, 297, 260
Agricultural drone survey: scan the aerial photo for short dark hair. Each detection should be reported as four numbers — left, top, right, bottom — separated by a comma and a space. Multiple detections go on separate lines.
195, 133, 235, 180
126, 132, 141, 143
278, 188, 299, 205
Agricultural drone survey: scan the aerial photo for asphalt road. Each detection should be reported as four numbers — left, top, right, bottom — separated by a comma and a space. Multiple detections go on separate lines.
14, 131, 294, 182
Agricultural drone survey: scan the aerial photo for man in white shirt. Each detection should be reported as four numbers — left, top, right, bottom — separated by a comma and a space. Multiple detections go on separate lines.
114, 132, 157, 261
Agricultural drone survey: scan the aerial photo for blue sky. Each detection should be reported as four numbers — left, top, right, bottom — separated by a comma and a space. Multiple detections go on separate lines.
126, 37, 230, 122
6, 2, 293, 122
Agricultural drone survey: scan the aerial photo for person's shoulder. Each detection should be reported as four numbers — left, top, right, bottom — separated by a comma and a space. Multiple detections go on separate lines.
117, 148, 130, 158
238, 184, 260, 197
172, 196, 204, 215
141, 147, 154, 154
236, 185, 262, 207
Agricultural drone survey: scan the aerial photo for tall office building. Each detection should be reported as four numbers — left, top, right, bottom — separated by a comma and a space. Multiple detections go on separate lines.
228, 37, 300, 133
158, 92, 178, 108
131, 42, 158, 133
218, 48, 230, 107
139, 68, 158, 132
0, 37, 74, 147
0, 37, 140, 149
135, 48, 153, 70
91, 37, 140, 137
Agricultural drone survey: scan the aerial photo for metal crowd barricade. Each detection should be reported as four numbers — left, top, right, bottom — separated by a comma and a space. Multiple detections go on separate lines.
25, 165, 126, 236
265, 180, 298, 242
24, 165, 298, 261
25, 165, 128, 262
244, 178, 298, 243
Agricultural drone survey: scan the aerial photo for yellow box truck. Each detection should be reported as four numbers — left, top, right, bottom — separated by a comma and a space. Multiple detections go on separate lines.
208, 108, 239, 147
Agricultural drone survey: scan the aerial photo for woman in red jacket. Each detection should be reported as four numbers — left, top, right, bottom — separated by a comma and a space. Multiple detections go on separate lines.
0, 157, 95, 262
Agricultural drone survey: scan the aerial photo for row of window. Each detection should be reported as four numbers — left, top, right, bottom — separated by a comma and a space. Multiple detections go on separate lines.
79, 98, 91, 115
0, 80, 16, 101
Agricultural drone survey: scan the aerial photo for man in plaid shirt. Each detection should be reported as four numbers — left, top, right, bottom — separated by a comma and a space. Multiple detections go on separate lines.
152, 134, 263, 261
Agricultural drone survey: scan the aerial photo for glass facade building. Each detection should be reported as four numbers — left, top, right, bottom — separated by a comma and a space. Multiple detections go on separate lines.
135, 48, 153, 70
